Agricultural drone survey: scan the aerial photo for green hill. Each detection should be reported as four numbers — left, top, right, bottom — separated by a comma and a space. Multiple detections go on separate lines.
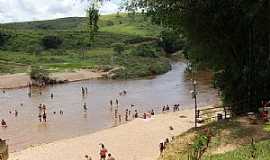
0, 14, 172, 79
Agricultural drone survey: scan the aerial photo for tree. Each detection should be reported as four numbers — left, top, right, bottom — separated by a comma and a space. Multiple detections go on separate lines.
87, 3, 100, 47
127, 0, 270, 114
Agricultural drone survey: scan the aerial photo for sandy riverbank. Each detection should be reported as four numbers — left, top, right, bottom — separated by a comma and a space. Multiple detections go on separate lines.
9, 108, 198, 160
0, 70, 106, 89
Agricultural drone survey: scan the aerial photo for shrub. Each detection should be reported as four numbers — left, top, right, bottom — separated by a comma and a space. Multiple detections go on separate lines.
112, 43, 125, 54
30, 66, 50, 83
131, 44, 159, 58
41, 35, 63, 49
0, 32, 11, 47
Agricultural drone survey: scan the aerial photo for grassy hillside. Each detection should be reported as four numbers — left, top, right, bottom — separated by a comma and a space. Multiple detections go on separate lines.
159, 118, 270, 160
0, 14, 172, 79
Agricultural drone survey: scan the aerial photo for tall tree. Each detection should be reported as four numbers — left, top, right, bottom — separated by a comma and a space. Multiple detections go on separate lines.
87, 2, 100, 47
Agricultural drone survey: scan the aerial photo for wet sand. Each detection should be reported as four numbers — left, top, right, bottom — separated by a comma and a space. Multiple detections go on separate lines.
0, 70, 105, 89
9, 108, 200, 160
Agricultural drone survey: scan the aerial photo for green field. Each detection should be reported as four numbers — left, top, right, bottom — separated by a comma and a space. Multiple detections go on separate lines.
0, 14, 172, 79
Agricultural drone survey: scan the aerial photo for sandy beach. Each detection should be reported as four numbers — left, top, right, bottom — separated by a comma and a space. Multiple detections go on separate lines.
9, 108, 196, 160
0, 70, 105, 89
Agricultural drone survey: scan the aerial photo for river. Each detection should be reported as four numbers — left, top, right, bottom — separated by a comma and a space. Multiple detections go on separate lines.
0, 62, 217, 152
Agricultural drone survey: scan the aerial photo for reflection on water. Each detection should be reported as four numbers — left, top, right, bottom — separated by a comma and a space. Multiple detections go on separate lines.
0, 62, 217, 152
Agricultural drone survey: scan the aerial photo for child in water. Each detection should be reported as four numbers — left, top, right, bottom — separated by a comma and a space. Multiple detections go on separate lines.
1, 119, 7, 128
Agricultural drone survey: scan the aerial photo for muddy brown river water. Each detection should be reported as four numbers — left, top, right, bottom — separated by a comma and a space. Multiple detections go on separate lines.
0, 62, 218, 152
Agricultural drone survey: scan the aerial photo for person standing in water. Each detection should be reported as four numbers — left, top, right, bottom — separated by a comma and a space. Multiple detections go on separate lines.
85, 87, 88, 94
116, 99, 119, 107
134, 110, 138, 118
114, 108, 118, 119
81, 87, 85, 96
118, 114, 122, 123
43, 111, 47, 122
125, 109, 128, 121
15, 110, 18, 117
83, 102, 88, 111
38, 113, 42, 122
51, 93, 54, 99
110, 100, 113, 107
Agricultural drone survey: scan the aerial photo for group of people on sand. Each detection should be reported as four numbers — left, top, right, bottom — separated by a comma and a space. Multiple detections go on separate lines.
85, 144, 116, 160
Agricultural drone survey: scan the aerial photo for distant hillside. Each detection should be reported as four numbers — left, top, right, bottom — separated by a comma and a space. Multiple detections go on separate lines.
0, 14, 162, 52
1, 14, 162, 36
2, 17, 86, 30
0, 14, 172, 79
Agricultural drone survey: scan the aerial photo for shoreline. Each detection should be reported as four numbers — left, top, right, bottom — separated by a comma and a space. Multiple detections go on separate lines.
0, 70, 106, 90
9, 107, 206, 160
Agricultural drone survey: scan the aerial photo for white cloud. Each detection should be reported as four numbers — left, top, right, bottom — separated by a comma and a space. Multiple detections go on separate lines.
0, 0, 120, 23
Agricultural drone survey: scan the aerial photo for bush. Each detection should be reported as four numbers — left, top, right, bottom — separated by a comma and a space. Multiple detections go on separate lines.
131, 44, 159, 58
0, 32, 11, 47
112, 43, 125, 54
30, 66, 50, 83
41, 35, 63, 49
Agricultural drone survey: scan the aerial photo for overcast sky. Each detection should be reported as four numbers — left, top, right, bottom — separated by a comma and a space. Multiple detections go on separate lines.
0, 0, 121, 23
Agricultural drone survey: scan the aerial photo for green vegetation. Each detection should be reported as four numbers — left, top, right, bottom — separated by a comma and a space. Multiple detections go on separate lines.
30, 66, 50, 83
0, 14, 175, 79
41, 35, 63, 49
159, 118, 270, 160
204, 140, 270, 160
128, 0, 270, 114
112, 43, 125, 55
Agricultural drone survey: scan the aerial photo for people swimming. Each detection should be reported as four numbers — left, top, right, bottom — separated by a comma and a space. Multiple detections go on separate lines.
1, 119, 7, 128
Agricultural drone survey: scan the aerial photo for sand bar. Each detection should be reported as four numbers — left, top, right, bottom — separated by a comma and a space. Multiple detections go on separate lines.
0, 70, 105, 89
